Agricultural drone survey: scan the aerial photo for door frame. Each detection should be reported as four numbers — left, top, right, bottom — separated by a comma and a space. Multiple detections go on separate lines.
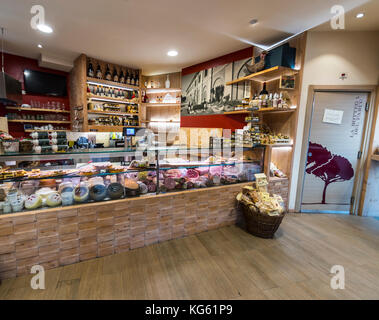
295, 85, 377, 215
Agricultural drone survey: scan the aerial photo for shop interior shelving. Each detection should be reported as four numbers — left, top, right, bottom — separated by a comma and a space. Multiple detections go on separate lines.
225, 66, 298, 86
227, 34, 306, 192
6, 106, 70, 113
8, 119, 71, 124
70, 54, 142, 132
139, 72, 182, 143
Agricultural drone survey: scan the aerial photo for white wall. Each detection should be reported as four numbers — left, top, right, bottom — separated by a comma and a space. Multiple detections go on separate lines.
289, 30, 379, 211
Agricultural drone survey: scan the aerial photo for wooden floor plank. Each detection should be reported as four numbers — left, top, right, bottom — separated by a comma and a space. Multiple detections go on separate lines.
1, 213, 379, 300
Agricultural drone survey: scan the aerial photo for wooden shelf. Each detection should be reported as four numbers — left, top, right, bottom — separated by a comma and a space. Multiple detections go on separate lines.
87, 94, 140, 105
226, 66, 298, 85
87, 77, 139, 91
144, 103, 180, 107
8, 120, 71, 124
266, 143, 293, 148
6, 107, 70, 113
88, 110, 139, 116
25, 129, 69, 133
141, 120, 180, 123
269, 176, 289, 182
145, 88, 181, 93
88, 125, 140, 132
224, 110, 250, 115
371, 154, 379, 162
257, 108, 297, 114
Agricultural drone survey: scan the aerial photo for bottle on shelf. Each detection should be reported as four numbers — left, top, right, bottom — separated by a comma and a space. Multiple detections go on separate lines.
143, 91, 149, 103
130, 71, 135, 86
278, 93, 283, 109
87, 59, 95, 78
119, 69, 125, 84
165, 75, 170, 88
126, 70, 131, 85
105, 64, 112, 81
135, 71, 139, 86
113, 67, 119, 82
273, 93, 279, 108
96, 64, 102, 79
259, 82, 268, 95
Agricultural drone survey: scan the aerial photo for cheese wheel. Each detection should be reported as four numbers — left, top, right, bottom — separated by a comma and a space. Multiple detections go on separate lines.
89, 184, 107, 202
74, 184, 89, 203
107, 182, 124, 199
25, 194, 43, 210
46, 192, 62, 207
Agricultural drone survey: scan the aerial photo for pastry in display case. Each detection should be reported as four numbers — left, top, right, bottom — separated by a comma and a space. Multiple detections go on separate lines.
0, 146, 265, 214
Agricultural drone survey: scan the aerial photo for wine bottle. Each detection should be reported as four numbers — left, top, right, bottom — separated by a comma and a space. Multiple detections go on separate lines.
135, 71, 139, 86
87, 59, 95, 77
143, 91, 148, 103
130, 71, 135, 85
259, 82, 268, 95
125, 70, 129, 85
113, 68, 119, 82
119, 69, 125, 84
96, 64, 102, 79
105, 64, 112, 81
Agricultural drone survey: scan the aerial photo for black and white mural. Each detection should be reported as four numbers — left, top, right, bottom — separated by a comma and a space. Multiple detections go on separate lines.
181, 57, 252, 116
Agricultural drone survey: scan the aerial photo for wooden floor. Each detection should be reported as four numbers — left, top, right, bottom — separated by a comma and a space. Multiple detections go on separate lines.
1, 213, 379, 300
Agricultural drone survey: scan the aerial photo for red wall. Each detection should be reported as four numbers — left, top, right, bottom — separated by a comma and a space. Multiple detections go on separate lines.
0, 53, 70, 138
180, 46, 253, 130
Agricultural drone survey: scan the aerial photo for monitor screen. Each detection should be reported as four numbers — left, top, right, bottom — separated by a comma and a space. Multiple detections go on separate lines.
23, 69, 67, 96
125, 128, 136, 136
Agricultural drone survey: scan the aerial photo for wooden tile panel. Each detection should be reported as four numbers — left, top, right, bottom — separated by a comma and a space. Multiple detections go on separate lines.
0, 182, 281, 280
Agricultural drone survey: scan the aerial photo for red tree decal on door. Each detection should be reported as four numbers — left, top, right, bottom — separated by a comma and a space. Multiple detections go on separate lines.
306, 142, 354, 204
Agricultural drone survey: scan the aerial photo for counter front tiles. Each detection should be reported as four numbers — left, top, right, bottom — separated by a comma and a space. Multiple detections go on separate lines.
0, 182, 251, 280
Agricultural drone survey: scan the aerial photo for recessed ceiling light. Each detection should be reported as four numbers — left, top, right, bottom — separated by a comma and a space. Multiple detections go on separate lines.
356, 12, 364, 18
37, 24, 53, 33
249, 18, 258, 26
167, 50, 178, 57
37, 44, 43, 48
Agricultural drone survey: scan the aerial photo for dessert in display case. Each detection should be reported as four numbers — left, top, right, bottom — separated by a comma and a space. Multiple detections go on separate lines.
0, 146, 264, 214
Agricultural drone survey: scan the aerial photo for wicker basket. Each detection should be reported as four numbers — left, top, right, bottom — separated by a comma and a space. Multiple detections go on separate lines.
239, 202, 285, 238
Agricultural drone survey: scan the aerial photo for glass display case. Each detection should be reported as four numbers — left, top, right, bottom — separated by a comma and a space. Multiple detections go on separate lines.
0, 146, 265, 214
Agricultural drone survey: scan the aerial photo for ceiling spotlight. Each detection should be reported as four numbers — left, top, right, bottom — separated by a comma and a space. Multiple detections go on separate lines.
356, 12, 364, 18
37, 44, 43, 48
37, 24, 53, 33
167, 50, 178, 57
249, 19, 258, 26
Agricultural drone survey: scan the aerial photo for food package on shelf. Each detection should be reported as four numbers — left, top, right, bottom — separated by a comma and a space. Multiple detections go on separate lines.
270, 162, 287, 178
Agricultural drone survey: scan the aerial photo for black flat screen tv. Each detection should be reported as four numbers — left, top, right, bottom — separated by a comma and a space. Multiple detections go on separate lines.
23, 69, 67, 96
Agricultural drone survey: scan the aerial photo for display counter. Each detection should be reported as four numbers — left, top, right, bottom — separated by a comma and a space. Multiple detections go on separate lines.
0, 146, 269, 279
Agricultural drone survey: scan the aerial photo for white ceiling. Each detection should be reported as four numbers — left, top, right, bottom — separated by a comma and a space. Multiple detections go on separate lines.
313, 0, 379, 31
0, 0, 376, 75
